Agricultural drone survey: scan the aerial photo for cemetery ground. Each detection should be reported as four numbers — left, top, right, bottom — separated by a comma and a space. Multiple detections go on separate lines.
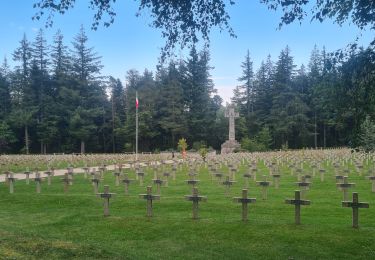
0, 157, 375, 259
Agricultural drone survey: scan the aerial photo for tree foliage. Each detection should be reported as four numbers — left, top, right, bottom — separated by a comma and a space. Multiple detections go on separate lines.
32, 0, 236, 59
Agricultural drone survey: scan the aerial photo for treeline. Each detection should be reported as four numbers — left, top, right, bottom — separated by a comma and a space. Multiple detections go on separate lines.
233, 46, 375, 151
0, 27, 225, 154
1, 27, 375, 154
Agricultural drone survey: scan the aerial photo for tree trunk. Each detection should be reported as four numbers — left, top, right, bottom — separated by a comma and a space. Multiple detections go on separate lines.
25, 125, 29, 154
323, 124, 326, 148
81, 140, 85, 154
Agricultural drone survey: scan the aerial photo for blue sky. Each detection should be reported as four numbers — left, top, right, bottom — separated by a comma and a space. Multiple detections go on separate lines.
0, 1, 373, 103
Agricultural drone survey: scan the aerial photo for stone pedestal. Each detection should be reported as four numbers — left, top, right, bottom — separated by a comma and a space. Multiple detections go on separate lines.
221, 140, 241, 154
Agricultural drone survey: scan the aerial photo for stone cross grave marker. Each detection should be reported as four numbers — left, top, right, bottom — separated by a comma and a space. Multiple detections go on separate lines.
91, 173, 101, 194
153, 177, 164, 195
139, 186, 160, 217
97, 185, 115, 217
336, 176, 355, 201
285, 190, 311, 225
137, 171, 145, 186
335, 174, 344, 184
8, 173, 17, 194
185, 187, 207, 220
163, 172, 170, 187
319, 168, 326, 182
61, 172, 71, 193
243, 172, 252, 189
230, 167, 237, 181
44, 171, 53, 185
342, 192, 369, 228
172, 165, 177, 180
122, 174, 135, 195
222, 176, 236, 197
24, 171, 31, 184
67, 166, 74, 185
256, 175, 270, 200
34, 172, 42, 193
296, 176, 311, 199
272, 173, 281, 189
82, 166, 90, 179
114, 171, 121, 186
4, 171, 10, 184
213, 172, 223, 183
186, 179, 200, 190
233, 189, 256, 221
252, 167, 257, 181
367, 173, 375, 192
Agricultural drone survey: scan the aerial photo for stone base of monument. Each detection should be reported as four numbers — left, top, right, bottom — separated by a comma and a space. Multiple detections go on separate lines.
221, 140, 241, 154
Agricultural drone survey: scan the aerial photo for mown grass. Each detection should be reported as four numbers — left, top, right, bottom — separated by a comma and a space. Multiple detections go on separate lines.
0, 160, 375, 259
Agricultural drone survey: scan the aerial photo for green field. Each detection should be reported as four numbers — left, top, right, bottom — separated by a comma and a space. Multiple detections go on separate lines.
0, 160, 375, 259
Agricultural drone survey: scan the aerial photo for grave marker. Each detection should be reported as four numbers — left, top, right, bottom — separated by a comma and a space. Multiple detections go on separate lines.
285, 190, 311, 225
296, 176, 311, 199
97, 185, 115, 217
153, 177, 164, 195
336, 176, 355, 201
139, 186, 160, 217
114, 171, 121, 186
8, 173, 17, 194
272, 174, 281, 189
342, 192, 369, 228
256, 175, 270, 200
24, 171, 31, 184
122, 174, 135, 195
233, 189, 256, 221
243, 172, 252, 189
44, 171, 53, 185
34, 172, 42, 193
91, 173, 100, 194
61, 172, 71, 193
137, 171, 145, 186
185, 187, 207, 219
222, 176, 236, 196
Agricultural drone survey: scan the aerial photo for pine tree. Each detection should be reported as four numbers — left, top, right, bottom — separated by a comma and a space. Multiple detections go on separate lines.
155, 63, 186, 149
69, 25, 105, 153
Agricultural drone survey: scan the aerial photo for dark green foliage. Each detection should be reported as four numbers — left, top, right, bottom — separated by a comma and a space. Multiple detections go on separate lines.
358, 116, 375, 152
32, 0, 236, 60
3, 25, 375, 153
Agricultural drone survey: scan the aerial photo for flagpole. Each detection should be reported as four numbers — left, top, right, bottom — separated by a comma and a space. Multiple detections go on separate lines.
136, 91, 138, 162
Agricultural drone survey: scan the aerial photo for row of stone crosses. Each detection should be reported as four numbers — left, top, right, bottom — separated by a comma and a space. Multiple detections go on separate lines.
2, 157, 372, 229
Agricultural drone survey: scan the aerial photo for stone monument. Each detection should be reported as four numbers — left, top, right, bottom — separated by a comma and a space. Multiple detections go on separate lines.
221, 104, 241, 154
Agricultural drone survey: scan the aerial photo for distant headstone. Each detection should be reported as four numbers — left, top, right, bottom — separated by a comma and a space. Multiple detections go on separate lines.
61, 172, 71, 193
8, 173, 17, 194
337, 176, 355, 201
24, 171, 31, 184
256, 175, 270, 200
34, 172, 42, 193
122, 174, 135, 195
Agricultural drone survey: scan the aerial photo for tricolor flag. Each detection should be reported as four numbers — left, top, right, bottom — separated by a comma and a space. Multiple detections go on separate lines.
136, 93, 139, 109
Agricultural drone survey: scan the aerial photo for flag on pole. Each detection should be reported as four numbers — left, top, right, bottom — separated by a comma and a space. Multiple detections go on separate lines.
136, 93, 139, 109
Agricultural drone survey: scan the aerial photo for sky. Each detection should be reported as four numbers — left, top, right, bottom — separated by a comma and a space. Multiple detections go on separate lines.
0, 1, 373, 103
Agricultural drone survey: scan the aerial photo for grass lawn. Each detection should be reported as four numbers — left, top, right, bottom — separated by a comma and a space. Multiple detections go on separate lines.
0, 160, 375, 259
